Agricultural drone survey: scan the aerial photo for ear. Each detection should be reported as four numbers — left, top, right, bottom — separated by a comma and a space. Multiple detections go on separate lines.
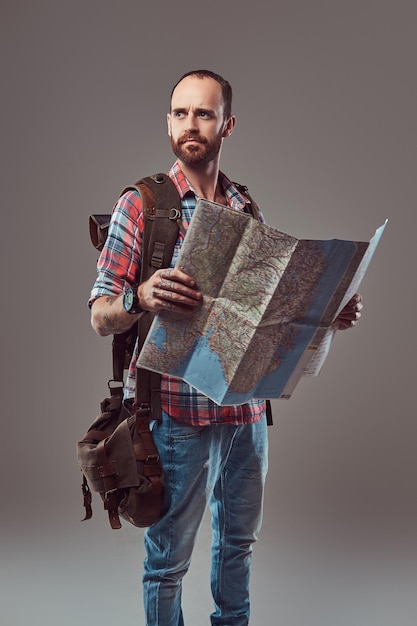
167, 113, 172, 136
222, 115, 236, 138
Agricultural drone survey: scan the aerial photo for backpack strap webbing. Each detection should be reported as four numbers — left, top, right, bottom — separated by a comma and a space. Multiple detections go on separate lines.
121, 173, 184, 273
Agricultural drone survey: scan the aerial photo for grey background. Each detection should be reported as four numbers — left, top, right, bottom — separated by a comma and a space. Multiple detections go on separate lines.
1, 1, 416, 625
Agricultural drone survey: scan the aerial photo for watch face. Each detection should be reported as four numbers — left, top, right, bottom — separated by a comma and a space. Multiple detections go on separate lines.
124, 287, 134, 311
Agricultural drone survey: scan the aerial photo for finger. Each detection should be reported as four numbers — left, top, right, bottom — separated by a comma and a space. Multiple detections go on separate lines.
154, 272, 201, 302
152, 286, 201, 311
338, 309, 362, 322
342, 305, 363, 319
336, 310, 362, 330
161, 288, 200, 306
158, 277, 174, 290
162, 267, 197, 288
158, 277, 192, 293
348, 293, 362, 307
343, 296, 363, 316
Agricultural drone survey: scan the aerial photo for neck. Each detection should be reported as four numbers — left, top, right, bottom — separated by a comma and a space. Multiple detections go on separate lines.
178, 159, 224, 203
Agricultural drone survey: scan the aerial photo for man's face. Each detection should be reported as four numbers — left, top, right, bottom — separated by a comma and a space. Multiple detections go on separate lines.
167, 76, 233, 166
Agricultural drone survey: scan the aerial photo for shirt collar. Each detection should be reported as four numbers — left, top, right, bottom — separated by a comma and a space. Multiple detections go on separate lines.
168, 161, 248, 210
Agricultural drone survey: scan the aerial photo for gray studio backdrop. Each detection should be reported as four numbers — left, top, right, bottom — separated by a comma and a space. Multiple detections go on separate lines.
1, 1, 416, 625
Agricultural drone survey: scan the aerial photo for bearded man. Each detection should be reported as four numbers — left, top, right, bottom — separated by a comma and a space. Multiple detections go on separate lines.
89, 69, 362, 626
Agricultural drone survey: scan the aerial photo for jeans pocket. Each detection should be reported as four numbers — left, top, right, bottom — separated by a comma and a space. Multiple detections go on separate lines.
168, 420, 207, 441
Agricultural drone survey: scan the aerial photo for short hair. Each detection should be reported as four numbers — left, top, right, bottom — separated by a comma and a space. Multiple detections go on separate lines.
170, 69, 233, 120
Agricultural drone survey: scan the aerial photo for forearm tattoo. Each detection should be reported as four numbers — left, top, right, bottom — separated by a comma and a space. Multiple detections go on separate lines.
98, 295, 129, 335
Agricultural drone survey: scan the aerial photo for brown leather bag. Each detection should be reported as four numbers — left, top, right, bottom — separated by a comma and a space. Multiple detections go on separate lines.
77, 386, 165, 529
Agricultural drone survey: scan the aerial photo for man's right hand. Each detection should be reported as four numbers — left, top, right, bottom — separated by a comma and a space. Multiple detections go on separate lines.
138, 268, 202, 316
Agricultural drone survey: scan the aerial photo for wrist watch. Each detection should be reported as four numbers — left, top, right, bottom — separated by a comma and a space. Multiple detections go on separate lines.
122, 284, 142, 315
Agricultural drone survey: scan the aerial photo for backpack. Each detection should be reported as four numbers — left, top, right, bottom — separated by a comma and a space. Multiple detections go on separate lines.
77, 173, 273, 530
77, 173, 180, 529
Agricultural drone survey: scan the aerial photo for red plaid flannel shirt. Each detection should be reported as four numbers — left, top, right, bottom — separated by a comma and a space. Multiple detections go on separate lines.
89, 162, 266, 425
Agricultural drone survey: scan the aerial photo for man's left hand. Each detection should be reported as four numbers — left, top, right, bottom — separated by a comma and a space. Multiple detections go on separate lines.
334, 293, 363, 330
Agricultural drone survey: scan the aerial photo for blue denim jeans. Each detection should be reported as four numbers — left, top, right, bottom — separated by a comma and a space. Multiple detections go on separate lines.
142, 411, 268, 626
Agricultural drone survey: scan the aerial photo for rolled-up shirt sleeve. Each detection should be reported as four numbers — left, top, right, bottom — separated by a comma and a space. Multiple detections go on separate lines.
88, 190, 144, 308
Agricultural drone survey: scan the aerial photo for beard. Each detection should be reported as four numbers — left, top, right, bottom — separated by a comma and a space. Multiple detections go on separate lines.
171, 130, 223, 166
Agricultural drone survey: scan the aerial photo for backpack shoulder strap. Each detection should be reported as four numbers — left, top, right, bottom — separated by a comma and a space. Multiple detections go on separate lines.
233, 181, 263, 221
89, 174, 182, 418
89, 173, 183, 256
126, 174, 182, 418
125, 173, 183, 280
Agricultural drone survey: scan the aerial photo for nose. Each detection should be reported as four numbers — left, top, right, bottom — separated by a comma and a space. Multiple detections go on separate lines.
184, 112, 199, 131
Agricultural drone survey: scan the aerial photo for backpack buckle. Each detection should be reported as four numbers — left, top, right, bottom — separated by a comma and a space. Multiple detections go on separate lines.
103, 488, 120, 510
145, 454, 160, 465
169, 207, 181, 220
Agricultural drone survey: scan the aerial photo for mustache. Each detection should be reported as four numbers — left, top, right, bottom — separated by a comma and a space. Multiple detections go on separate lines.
179, 133, 207, 145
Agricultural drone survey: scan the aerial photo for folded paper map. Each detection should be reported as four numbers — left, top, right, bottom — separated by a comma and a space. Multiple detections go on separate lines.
137, 199, 387, 405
